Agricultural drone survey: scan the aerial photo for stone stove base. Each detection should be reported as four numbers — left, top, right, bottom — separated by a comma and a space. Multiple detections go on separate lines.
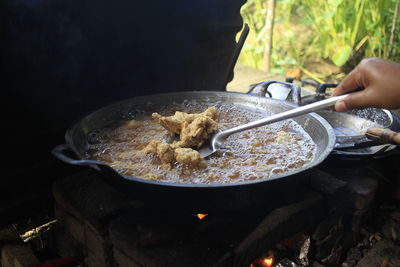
2, 154, 400, 267
49, 161, 383, 266
52, 170, 323, 266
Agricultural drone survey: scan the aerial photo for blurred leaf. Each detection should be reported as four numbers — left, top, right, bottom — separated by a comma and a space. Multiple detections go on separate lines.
329, 0, 343, 7
332, 45, 352, 66
275, 57, 297, 65
300, 17, 313, 26
323, 12, 335, 18
256, 24, 269, 41
271, 67, 285, 74
242, 44, 255, 51
254, 46, 264, 54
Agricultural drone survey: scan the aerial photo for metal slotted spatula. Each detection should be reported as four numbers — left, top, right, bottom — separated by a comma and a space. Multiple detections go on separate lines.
198, 94, 348, 158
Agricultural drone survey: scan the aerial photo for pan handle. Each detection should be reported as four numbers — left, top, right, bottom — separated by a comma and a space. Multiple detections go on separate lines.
366, 128, 400, 145
52, 144, 105, 171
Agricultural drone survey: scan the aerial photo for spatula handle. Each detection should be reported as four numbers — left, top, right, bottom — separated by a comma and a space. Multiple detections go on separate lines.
220, 94, 348, 137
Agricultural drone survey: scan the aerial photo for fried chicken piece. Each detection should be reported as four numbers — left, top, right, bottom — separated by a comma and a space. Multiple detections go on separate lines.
173, 116, 218, 148
153, 107, 218, 148
142, 107, 218, 167
141, 140, 201, 166
142, 140, 175, 164
141, 140, 158, 154
152, 107, 217, 135
152, 113, 182, 135
174, 148, 201, 165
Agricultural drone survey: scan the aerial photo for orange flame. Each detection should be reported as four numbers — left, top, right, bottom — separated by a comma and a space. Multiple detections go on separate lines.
194, 213, 208, 220
251, 255, 274, 267
261, 256, 273, 267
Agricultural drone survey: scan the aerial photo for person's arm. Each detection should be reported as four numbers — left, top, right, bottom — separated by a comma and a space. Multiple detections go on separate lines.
332, 58, 400, 112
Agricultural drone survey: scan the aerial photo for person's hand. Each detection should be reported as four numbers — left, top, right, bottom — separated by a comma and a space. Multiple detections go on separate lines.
332, 58, 400, 112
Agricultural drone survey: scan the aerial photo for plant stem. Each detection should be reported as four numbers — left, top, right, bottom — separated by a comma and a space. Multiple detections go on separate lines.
389, 0, 400, 58
263, 0, 276, 72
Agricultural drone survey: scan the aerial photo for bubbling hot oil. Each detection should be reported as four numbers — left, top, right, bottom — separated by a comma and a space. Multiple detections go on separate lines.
86, 102, 317, 184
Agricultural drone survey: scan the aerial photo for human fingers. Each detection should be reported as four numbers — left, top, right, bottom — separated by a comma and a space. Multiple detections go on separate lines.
334, 90, 372, 112
332, 67, 364, 97
333, 58, 400, 111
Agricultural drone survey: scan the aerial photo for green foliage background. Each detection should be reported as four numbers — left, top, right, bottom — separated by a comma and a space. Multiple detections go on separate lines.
239, 0, 400, 82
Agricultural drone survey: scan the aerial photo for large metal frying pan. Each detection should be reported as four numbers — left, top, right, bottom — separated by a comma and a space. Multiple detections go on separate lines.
52, 91, 335, 211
